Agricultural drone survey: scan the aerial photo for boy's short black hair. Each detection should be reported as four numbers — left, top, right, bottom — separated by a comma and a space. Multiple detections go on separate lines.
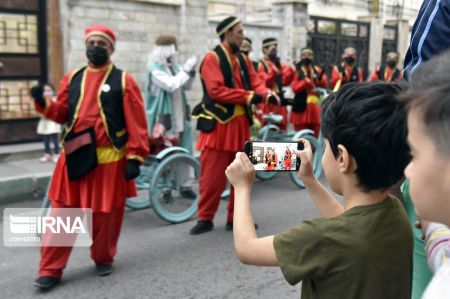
321, 81, 410, 191
400, 50, 450, 156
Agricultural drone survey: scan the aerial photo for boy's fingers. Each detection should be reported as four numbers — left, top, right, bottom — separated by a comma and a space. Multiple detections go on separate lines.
238, 152, 253, 170
293, 139, 312, 157
299, 138, 312, 153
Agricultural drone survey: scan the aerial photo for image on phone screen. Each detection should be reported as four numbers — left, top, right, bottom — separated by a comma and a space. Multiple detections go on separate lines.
244, 141, 302, 171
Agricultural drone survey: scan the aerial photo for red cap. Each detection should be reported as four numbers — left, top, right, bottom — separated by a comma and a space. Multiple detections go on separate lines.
84, 25, 116, 47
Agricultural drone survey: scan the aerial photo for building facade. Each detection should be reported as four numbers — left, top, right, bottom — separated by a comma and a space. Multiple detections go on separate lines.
0, 0, 420, 144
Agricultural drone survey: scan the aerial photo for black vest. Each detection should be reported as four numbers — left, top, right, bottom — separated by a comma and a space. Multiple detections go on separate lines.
377, 66, 401, 81
338, 64, 360, 83
63, 65, 128, 150
200, 45, 252, 125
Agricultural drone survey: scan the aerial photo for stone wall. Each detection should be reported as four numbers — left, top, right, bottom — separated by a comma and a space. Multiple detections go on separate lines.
58, 0, 207, 105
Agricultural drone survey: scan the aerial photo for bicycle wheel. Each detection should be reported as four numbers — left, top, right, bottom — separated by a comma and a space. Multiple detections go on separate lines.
289, 134, 323, 189
125, 160, 155, 210
150, 153, 199, 223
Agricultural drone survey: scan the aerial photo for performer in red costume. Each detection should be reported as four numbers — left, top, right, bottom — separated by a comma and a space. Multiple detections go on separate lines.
284, 146, 292, 170
191, 16, 277, 235
330, 47, 364, 91
290, 48, 328, 136
256, 38, 295, 131
31, 25, 149, 290
370, 52, 403, 82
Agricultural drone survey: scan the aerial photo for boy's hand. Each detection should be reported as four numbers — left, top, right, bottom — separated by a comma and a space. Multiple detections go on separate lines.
295, 139, 316, 185
225, 152, 255, 189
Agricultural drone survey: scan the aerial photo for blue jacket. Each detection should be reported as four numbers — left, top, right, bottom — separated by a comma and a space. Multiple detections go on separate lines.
403, 0, 450, 79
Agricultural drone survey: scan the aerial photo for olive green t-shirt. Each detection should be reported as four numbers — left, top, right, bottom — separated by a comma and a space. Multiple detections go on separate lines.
273, 197, 413, 299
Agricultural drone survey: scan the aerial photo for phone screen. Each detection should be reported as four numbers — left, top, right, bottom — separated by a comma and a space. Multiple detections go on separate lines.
245, 141, 303, 171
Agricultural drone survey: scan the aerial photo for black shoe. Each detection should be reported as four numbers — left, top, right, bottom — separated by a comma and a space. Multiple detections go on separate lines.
95, 264, 113, 276
180, 187, 197, 200
33, 276, 60, 290
225, 221, 258, 231
189, 220, 214, 235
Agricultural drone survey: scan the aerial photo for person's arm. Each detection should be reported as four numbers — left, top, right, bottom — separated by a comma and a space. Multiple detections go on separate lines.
263, 62, 278, 87
290, 73, 312, 94
329, 66, 341, 89
282, 64, 295, 86
248, 58, 270, 96
225, 152, 278, 266
297, 139, 344, 218
423, 221, 450, 273
151, 69, 190, 93
33, 73, 71, 124
123, 73, 150, 163
369, 68, 380, 81
404, 0, 450, 78
315, 66, 328, 88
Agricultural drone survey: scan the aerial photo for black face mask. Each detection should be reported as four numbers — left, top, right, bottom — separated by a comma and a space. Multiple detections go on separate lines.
268, 48, 277, 60
386, 60, 397, 68
241, 50, 250, 56
300, 58, 313, 65
86, 46, 109, 66
344, 56, 355, 64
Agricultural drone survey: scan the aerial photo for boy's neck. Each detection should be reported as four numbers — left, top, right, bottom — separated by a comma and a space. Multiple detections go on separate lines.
342, 188, 390, 211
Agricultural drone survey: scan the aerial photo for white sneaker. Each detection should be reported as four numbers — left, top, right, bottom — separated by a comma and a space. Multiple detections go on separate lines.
52, 154, 60, 163
39, 154, 51, 162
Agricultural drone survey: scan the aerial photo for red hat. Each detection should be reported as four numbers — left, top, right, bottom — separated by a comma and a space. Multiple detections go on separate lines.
84, 25, 116, 46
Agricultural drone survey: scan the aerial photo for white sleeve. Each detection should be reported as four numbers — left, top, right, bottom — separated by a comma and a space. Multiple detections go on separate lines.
183, 75, 195, 91
151, 69, 190, 93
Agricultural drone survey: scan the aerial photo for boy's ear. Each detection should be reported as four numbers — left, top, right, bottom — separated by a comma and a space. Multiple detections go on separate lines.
337, 144, 355, 173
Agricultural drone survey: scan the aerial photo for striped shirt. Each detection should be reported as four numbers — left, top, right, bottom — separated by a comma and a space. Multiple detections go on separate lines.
422, 223, 450, 299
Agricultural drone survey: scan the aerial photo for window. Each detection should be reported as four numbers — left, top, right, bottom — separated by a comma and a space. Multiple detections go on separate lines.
317, 20, 336, 35
0, 13, 38, 54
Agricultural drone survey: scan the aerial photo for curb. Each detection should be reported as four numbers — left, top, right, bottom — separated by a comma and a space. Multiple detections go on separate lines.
0, 172, 52, 205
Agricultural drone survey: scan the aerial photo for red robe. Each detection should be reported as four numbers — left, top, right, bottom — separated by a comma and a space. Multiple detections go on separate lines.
369, 66, 403, 81
290, 65, 328, 134
196, 45, 268, 152
256, 59, 295, 130
330, 64, 364, 90
36, 63, 149, 213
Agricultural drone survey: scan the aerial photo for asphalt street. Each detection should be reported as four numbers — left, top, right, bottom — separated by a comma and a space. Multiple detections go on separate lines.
0, 172, 326, 299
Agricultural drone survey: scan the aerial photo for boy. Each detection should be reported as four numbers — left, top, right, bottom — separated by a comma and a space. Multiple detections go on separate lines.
401, 51, 450, 299
225, 81, 413, 298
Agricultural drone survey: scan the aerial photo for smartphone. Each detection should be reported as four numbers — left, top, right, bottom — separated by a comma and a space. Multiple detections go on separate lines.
244, 141, 303, 171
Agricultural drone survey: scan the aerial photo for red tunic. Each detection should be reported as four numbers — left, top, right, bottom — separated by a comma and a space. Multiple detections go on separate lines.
256, 59, 295, 129
290, 65, 328, 127
37, 63, 150, 212
330, 64, 364, 90
196, 45, 269, 152
369, 66, 403, 81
